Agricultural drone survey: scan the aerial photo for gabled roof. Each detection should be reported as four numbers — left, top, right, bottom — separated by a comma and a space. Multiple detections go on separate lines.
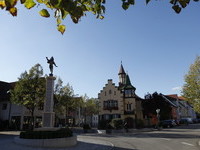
161, 94, 177, 107
167, 94, 186, 101
178, 96, 186, 101
166, 94, 179, 99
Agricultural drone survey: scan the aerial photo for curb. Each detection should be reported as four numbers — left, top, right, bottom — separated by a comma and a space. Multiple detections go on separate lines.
14, 135, 77, 148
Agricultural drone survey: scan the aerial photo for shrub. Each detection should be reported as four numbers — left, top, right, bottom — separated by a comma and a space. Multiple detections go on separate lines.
20, 127, 73, 139
98, 120, 111, 130
82, 124, 91, 130
136, 119, 144, 129
111, 118, 124, 129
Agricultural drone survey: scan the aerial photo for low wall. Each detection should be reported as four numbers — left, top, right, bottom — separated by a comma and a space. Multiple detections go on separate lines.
14, 135, 77, 148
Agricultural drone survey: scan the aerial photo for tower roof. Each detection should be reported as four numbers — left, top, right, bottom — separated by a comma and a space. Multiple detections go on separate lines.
118, 63, 126, 75
123, 74, 136, 90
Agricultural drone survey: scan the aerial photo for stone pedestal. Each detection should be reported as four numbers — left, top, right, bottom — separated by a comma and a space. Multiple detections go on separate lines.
42, 76, 56, 128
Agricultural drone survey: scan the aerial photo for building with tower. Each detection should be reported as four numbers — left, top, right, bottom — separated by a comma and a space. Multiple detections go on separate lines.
98, 63, 143, 128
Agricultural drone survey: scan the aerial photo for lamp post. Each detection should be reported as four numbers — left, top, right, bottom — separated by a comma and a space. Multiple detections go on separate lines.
156, 109, 160, 130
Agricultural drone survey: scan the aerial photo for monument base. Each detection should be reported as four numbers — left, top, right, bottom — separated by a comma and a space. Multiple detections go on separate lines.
43, 112, 55, 128
14, 136, 77, 148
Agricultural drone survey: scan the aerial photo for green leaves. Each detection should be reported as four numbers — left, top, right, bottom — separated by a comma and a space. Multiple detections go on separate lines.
170, 0, 191, 13
39, 9, 50, 17
1, 0, 200, 34
24, 0, 36, 9
122, 0, 135, 10
9, 7, 17, 16
0, 1, 6, 9
57, 24, 66, 34
182, 56, 200, 112
122, 2, 130, 10
172, 5, 181, 13
5, 0, 18, 9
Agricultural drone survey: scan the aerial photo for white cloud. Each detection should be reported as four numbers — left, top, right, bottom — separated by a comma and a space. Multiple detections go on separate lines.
172, 86, 182, 91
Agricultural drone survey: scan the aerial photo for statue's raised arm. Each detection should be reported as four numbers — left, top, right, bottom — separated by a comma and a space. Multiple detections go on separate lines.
46, 56, 58, 76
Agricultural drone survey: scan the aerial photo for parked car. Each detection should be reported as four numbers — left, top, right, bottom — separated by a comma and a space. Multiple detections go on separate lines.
192, 118, 198, 124
160, 120, 177, 128
197, 118, 200, 123
179, 118, 193, 124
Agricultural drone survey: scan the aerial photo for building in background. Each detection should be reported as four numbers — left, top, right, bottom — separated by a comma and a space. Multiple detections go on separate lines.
98, 63, 143, 128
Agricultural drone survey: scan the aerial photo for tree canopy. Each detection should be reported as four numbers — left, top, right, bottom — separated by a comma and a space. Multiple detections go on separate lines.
0, 0, 199, 34
11, 64, 45, 129
182, 56, 200, 112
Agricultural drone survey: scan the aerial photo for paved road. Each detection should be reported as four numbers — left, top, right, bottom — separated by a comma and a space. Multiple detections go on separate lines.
83, 124, 200, 150
0, 124, 200, 150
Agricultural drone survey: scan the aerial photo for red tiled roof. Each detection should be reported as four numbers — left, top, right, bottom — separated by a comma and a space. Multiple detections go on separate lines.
166, 94, 179, 99
178, 96, 186, 101
166, 94, 186, 101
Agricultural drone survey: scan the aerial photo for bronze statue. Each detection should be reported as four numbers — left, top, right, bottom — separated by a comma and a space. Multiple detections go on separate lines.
46, 56, 58, 76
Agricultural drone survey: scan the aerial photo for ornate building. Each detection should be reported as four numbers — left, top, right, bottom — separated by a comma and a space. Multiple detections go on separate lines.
98, 64, 143, 128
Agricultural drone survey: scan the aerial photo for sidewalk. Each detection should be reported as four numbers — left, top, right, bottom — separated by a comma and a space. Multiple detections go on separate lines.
0, 131, 113, 150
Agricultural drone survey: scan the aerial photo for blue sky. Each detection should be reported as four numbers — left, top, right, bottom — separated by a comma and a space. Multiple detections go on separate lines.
0, 0, 199, 98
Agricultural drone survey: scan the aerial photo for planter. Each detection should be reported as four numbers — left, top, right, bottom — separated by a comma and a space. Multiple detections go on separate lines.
14, 135, 77, 148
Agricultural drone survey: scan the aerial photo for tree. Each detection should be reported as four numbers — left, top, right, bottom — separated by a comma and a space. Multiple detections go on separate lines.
54, 78, 82, 126
0, 0, 198, 34
82, 95, 98, 124
11, 64, 45, 130
182, 56, 200, 112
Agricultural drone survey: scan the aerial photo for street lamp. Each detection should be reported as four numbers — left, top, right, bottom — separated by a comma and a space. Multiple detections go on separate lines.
156, 109, 160, 130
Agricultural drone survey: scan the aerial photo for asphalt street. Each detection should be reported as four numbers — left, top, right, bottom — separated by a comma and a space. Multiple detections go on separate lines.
0, 124, 200, 150
94, 124, 200, 150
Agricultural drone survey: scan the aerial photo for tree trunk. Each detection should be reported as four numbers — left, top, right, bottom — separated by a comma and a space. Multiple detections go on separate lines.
84, 107, 87, 124
65, 107, 68, 126
30, 109, 35, 130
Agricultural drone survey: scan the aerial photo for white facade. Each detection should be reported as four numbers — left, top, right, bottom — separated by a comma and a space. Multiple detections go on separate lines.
92, 114, 98, 127
0, 100, 43, 130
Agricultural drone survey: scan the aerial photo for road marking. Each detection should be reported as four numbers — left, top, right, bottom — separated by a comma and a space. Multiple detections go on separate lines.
181, 142, 195, 147
161, 138, 171, 141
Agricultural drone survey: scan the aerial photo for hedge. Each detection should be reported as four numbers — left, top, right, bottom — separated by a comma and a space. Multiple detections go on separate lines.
20, 128, 73, 139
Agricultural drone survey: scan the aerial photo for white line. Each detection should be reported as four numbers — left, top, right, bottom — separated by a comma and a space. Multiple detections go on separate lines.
161, 138, 171, 141
181, 142, 195, 147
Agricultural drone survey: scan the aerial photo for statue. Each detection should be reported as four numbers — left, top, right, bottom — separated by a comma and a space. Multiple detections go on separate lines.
46, 56, 58, 76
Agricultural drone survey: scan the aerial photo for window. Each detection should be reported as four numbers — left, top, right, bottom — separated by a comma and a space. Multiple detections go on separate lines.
125, 89, 134, 97
114, 101, 118, 107
105, 91, 107, 96
105, 114, 109, 120
109, 90, 112, 94
114, 91, 116, 95
127, 103, 132, 111
2, 103, 7, 110
103, 100, 118, 110
113, 114, 120, 119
